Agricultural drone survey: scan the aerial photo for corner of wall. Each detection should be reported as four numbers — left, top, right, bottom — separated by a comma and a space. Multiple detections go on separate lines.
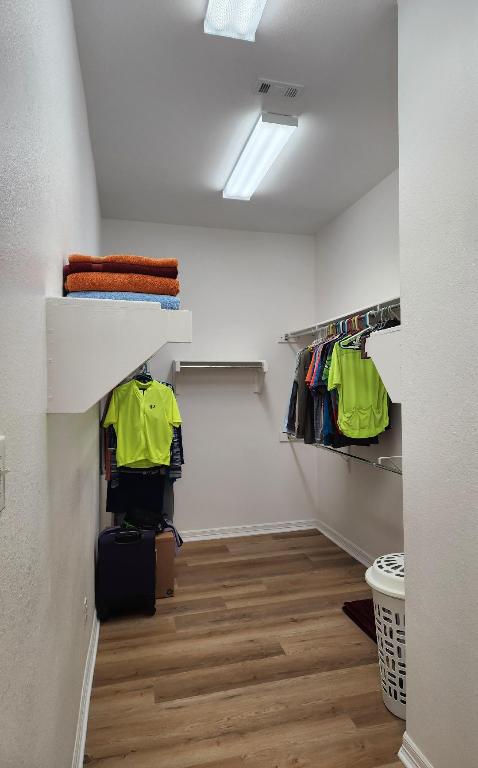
399, 733, 435, 768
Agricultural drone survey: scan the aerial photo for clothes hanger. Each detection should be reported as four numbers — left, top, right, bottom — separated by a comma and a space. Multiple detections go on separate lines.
340, 311, 376, 348
375, 307, 388, 330
135, 361, 153, 383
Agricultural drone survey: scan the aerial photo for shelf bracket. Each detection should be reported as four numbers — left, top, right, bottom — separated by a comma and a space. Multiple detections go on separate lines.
254, 367, 266, 395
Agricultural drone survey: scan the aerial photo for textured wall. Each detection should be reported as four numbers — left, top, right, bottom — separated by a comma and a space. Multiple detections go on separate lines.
399, 1, 478, 766
101, 219, 318, 532
314, 172, 403, 562
0, 2, 100, 766
315, 172, 400, 320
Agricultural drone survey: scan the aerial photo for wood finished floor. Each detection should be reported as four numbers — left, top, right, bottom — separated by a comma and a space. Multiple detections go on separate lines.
86, 530, 404, 768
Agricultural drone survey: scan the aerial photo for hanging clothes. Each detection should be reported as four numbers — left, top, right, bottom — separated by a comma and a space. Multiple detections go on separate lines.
283, 309, 397, 447
159, 380, 184, 481
104, 422, 183, 486
103, 379, 181, 468
328, 342, 389, 438
102, 374, 183, 529
118, 469, 166, 529
296, 348, 315, 444
285, 346, 317, 441
284, 352, 300, 435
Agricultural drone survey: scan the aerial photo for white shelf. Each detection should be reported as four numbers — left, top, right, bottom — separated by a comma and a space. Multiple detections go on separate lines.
366, 326, 401, 403
46, 297, 192, 413
173, 360, 268, 394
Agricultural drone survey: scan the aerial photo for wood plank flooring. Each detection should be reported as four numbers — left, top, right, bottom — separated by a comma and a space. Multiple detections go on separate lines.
85, 530, 404, 767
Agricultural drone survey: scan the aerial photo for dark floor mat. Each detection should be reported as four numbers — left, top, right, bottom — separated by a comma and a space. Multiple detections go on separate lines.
342, 598, 376, 643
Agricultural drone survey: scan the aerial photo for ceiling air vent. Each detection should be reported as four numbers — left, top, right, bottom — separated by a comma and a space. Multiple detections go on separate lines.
257, 81, 272, 94
254, 79, 304, 99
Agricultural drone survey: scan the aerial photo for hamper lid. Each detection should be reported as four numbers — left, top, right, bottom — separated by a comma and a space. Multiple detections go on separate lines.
365, 552, 405, 599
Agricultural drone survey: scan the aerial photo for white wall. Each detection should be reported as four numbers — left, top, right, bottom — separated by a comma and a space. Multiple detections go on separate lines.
314, 171, 403, 562
0, 2, 100, 767
314, 172, 400, 320
101, 219, 318, 532
399, 2, 478, 766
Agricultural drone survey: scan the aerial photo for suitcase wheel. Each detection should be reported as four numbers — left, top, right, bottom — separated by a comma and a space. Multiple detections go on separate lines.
97, 609, 110, 622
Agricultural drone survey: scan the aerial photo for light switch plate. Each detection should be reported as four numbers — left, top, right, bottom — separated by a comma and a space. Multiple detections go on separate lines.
0, 436, 5, 513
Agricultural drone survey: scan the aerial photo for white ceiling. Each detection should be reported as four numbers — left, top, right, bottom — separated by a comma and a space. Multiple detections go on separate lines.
72, 0, 398, 235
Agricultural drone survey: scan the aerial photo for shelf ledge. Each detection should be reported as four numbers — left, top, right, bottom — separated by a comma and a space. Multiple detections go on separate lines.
46, 297, 192, 413
172, 360, 268, 394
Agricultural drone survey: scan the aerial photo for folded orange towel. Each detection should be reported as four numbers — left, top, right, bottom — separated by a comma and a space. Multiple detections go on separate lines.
66, 272, 180, 296
68, 253, 178, 269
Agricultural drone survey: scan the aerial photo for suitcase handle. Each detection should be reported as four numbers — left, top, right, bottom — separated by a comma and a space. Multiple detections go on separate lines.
114, 530, 142, 544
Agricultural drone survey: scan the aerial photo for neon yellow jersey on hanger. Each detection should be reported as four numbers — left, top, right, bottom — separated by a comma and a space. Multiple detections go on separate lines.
103, 380, 181, 468
328, 344, 389, 438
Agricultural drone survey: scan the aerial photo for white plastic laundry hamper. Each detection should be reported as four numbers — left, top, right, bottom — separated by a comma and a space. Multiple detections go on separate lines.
365, 553, 406, 720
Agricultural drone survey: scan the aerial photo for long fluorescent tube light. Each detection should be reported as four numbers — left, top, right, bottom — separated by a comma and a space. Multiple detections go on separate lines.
223, 112, 298, 201
204, 0, 269, 42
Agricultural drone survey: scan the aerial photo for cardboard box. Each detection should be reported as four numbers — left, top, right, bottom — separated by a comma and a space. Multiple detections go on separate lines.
155, 531, 175, 598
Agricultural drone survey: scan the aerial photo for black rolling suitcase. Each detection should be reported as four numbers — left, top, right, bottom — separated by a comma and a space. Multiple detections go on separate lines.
96, 527, 156, 621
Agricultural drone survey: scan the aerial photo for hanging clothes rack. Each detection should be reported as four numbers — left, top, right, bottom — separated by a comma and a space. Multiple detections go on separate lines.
281, 297, 402, 474
279, 297, 400, 342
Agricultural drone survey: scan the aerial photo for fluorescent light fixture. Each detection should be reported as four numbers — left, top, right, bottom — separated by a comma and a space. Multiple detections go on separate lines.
223, 112, 298, 201
204, 0, 269, 42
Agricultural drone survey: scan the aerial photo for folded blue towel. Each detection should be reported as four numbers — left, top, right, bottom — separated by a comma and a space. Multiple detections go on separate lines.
67, 291, 180, 309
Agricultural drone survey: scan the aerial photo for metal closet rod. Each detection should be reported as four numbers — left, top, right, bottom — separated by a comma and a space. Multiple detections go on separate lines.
281, 297, 401, 341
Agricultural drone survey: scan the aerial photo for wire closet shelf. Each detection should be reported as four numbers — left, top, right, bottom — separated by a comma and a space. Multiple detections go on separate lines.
284, 438, 402, 475
279, 297, 400, 342
281, 296, 402, 476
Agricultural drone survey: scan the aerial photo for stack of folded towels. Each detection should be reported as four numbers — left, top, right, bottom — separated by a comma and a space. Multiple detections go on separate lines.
64, 254, 180, 309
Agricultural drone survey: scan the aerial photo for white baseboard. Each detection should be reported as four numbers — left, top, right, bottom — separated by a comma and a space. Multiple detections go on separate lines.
182, 519, 374, 572
71, 615, 99, 768
315, 518, 374, 567
182, 519, 317, 541
399, 733, 435, 768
